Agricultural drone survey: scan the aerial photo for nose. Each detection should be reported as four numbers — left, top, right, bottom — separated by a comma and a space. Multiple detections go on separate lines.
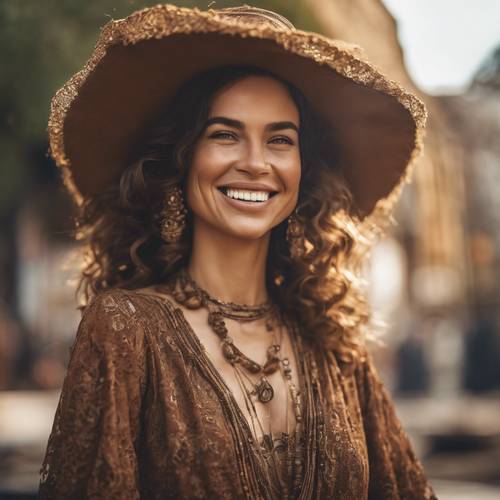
235, 141, 270, 177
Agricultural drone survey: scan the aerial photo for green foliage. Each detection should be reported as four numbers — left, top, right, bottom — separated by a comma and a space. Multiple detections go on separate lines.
0, 0, 321, 215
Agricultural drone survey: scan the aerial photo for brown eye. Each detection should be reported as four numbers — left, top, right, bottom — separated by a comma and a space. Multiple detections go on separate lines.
270, 136, 294, 145
210, 131, 236, 140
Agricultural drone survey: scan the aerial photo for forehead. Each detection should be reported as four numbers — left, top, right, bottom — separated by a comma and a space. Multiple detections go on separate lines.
209, 75, 299, 123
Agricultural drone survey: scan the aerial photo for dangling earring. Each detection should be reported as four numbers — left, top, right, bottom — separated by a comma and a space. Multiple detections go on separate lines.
286, 210, 305, 259
159, 184, 187, 243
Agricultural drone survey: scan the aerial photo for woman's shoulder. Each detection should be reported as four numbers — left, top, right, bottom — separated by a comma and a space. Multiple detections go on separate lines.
77, 286, 179, 350
322, 342, 370, 377
344, 346, 396, 413
84, 286, 178, 322
70, 288, 185, 369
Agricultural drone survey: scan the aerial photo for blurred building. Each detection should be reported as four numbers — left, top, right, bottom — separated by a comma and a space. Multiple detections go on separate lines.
439, 47, 500, 393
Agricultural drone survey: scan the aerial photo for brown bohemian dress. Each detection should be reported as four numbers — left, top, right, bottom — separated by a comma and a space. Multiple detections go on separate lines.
39, 287, 437, 499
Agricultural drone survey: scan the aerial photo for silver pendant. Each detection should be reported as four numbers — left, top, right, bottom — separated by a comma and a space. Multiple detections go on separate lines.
256, 377, 274, 403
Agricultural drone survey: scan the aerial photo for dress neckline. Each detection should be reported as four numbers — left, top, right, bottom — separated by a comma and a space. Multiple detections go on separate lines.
134, 288, 317, 499
170, 302, 309, 499
171, 298, 304, 433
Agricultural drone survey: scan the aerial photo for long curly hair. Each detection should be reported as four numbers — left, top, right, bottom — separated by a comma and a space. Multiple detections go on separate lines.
75, 65, 371, 364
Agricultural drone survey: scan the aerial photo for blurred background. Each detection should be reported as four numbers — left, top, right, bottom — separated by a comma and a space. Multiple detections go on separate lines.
0, 0, 499, 498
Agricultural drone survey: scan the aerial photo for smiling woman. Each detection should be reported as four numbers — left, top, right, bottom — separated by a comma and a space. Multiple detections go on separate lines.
39, 5, 435, 500
72, 64, 358, 359
187, 74, 301, 242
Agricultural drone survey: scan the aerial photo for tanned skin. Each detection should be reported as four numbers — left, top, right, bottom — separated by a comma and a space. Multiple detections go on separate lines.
143, 76, 302, 439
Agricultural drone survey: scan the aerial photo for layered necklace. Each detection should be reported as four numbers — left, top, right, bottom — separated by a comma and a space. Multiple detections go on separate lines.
167, 270, 304, 497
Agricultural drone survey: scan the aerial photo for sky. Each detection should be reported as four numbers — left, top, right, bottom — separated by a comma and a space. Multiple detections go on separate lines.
382, 0, 500, 94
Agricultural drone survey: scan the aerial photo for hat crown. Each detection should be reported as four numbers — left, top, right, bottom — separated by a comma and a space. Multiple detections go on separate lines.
215, 5, 295, 31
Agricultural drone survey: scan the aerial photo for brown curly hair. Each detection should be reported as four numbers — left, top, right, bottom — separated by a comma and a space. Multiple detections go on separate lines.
75, 65, 371, 364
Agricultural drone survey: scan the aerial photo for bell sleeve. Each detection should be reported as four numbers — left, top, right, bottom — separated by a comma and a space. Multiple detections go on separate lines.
356, 353, 438, 500
39, 290, 147, 500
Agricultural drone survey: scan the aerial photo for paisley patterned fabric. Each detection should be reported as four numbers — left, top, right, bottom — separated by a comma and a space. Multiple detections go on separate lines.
39, 288, 437, 499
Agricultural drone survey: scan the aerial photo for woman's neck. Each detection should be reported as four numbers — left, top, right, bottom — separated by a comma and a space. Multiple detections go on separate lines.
187, 218, 270, 305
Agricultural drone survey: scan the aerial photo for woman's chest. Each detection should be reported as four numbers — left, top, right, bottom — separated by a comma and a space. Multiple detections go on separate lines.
190, 316, 302, 442
142, 314, 370, 499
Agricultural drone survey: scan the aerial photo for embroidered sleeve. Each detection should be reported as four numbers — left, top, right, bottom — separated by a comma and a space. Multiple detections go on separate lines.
39, 290, 147, 500
356, 353, 438, 500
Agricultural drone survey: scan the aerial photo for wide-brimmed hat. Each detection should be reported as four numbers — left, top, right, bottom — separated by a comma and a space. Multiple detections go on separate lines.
48, 4, 426, 220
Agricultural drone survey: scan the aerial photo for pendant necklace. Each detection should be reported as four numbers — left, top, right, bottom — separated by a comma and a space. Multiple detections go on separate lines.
165, 269, 305, 498
169, 270, 284, 404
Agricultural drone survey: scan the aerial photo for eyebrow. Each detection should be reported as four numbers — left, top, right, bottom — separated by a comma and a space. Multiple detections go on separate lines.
205, 116, 299, 133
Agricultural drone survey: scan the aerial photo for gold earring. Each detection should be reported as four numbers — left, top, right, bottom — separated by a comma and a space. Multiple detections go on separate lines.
160, 184, 187, 243
286, 211, 305, 259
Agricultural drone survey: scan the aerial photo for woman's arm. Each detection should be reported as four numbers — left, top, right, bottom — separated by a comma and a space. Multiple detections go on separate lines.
39, 290, 147, 500
356, 353, 438, 500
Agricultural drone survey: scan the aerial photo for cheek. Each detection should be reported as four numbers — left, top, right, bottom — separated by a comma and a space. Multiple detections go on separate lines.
185, 150, 205, 212
189, 143, 230, 185
282, 155, 302, 197
186, 167, 209, 216
289, 156, 302, 211
185, 146, 224, 211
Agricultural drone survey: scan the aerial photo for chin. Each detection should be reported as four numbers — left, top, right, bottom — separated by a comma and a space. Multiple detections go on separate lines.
226, 229, 271, 241
221, 221, 276, 241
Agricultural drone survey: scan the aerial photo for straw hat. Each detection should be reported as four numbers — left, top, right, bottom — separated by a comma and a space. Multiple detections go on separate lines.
48, 4, 426, 219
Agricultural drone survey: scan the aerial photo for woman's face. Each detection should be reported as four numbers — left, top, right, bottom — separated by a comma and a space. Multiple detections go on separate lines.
186, 75, 301, 241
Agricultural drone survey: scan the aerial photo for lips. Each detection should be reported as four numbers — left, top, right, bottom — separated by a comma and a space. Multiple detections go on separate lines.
217, 181, 279, 194
217, 186, 277, 203
218, 188, 276, 213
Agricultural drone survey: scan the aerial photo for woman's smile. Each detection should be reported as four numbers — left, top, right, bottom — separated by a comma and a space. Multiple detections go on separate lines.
187, 75, 301, 241
216, 181, 279, 212
217, 187, 277, 213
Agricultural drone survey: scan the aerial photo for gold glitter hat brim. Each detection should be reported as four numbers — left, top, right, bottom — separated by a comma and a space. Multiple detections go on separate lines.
48, 4, 426, 219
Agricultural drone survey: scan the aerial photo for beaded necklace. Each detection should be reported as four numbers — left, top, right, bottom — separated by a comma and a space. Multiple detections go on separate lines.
167, 270, 304, 497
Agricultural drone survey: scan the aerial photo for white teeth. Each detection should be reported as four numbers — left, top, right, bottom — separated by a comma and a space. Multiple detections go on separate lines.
223, 188, 271, 202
